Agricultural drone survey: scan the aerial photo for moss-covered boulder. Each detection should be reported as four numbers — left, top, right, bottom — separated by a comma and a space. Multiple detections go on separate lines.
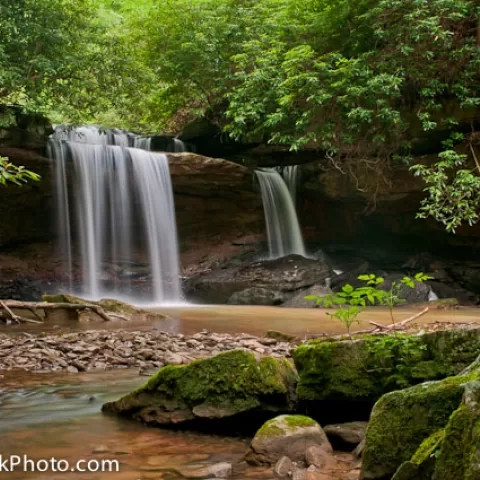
360, 361, 480, 480
102, 350, 298, 430
293, 328, 480, 422
245, 414, 332, 465
432, 381, 480, 479
391, 430, 444, 480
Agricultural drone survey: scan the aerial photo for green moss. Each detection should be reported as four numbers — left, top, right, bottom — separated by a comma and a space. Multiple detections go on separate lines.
106, 350, 298, 422
293, 329, 480, 406
361, 370, 480, 480
424, 328, 480, 374
256, 414, 317, 437
433, 381, 480, 479
411, 429, 444, 464
256, 421, 285, 437
293, 338, 373, 402
284, 415, 317, 428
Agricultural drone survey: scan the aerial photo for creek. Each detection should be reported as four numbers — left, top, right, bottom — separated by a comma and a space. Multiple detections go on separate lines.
1, 304, 478, 480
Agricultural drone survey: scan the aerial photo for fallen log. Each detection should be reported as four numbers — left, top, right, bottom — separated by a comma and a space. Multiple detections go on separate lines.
0, 300, 129, 324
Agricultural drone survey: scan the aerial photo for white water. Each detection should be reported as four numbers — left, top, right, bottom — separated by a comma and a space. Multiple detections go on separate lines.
48, 125, 181, 303
281, 165, 300, 206
173, 138, 187, 152
255, 168, 306, 259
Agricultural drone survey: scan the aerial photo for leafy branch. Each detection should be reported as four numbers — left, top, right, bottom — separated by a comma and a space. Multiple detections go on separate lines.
0, 156, 41, 186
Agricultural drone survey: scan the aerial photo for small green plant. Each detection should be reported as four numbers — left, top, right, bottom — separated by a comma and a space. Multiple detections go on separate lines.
359, 272, 433, 331
305, 282, 376, 340
306, 272, 433, 338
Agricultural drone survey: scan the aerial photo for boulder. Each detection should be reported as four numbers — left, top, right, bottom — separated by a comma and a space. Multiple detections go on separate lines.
293, 328, 480, 423
282, 284, 332, 308
431, 380, 480, 479
245, 414, 332, 466
227, 287, 287, 305
391, 430, 444, 480
102, 350, 298, 430
184, 254, 332, 304
323, 421, 368, 449
360, 364, 480, 479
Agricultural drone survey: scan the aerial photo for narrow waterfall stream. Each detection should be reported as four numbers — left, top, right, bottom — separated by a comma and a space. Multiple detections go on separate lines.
48, 126, 181, 304
280, 165, 300, 207
255, 168, 306, 259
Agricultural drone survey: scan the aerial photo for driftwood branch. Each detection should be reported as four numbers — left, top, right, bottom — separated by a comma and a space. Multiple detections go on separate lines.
0, 300, 130, 324
395, 306, 429, 328
366, 307, 430, 334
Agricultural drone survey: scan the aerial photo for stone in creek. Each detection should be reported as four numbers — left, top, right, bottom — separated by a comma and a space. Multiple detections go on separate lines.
245, 415, 332, 466
102, 350, 297, 429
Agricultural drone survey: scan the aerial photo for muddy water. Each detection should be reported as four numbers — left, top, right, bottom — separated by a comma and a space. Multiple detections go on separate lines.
1, 370, 271, 480
1, 304, 479, 337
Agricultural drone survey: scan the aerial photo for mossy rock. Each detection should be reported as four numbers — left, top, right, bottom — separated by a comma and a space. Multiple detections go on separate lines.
360, 365, 480, 480
293, 329, 480, 421
245, 414, 332, 465
102, 350, 298, 430
432, 381, 480, 480
391, 430, 444, 480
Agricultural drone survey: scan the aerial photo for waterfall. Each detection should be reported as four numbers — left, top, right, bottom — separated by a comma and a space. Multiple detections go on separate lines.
173, 138, 187, 152
133, 137, 152, 151
255, 168, 306, 259
48, 125, 181, 304
281, 165, 300, 206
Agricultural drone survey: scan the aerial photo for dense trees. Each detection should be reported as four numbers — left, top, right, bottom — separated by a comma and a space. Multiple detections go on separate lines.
1, 0, 479, 230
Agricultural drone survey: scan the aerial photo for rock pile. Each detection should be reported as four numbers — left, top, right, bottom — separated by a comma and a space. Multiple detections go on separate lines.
0, 330, 292, 373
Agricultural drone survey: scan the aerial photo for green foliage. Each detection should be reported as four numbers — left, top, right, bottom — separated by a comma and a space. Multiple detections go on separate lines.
0, 156, 40, 186
0, 0, 149, 128
360, 273, 434, 328
2, 0, 480, 228
305, 272, 433, 337
364, 335, 428, 389
411, 144, 480, 233
131, 0, 479, 229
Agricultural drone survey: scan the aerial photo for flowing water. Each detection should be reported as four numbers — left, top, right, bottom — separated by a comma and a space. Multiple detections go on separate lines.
280, 165, 300, 207
48, 126, 181, 304
173, 138, 187, 152
255, 168, 306, 259
0, 370, 264, 480
1, 305, 478, 480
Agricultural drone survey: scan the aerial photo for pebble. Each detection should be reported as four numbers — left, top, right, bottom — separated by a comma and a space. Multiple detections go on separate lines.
0, 330, 292, 373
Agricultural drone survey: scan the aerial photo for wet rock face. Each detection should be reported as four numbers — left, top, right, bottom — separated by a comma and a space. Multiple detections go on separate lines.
167, 152, 264, 245
102, 350, 298, 432
184, 254, 332, 305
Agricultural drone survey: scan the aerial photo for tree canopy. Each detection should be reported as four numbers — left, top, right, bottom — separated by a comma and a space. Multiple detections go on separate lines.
1, 0, 479, 230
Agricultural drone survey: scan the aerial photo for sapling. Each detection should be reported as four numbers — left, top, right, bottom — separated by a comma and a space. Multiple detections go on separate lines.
305, 282, 377, 340
306, 272, 433, 338
358, 272, 433, 331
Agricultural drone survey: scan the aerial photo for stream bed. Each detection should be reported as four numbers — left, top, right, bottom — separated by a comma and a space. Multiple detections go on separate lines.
0, 369, 272, 480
